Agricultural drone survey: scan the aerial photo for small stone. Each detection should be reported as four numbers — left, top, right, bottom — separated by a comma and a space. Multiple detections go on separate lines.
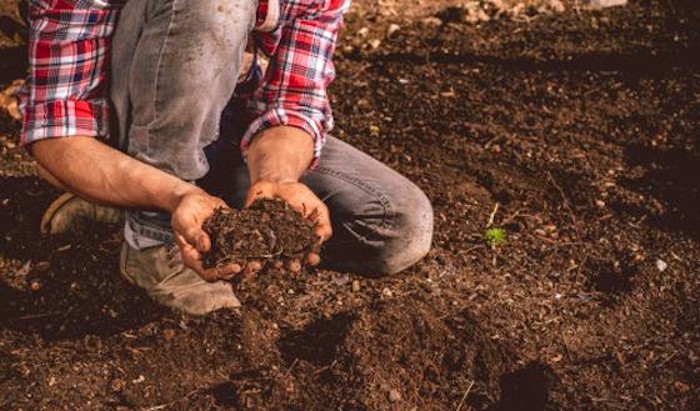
352, 280, 361, 293
30, 281, 41, 292
381, 287, 393, 297
163, 329, 176, 341
35, 261, 51, 272
674, 381, 691, 393
132, 375, 145, 384
595, 199, 606, 208
585, 0, 627, 9
288, 259, 302, 274
388, 389, 401, 402
386, 24, 401, 37
368, 39, 382, 49
110, 379, 124, 392
656, 259, 668, 272
357, 27, 369, 37
422, 16, 443, 26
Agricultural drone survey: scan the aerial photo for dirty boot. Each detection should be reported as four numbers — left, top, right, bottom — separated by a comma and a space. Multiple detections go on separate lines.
41, 192, 125, 235
119, 242, 240, 315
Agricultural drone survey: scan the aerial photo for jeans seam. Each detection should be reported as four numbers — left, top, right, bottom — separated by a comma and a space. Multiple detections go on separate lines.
311, 166, 394, 231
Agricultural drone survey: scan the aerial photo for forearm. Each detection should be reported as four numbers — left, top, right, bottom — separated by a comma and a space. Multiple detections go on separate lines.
247, 126, 314, 184
32, 137, 201, 213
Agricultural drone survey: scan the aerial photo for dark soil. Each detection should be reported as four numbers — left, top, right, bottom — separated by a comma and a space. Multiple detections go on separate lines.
202, 199, 319, 271
1, 0, 699, 410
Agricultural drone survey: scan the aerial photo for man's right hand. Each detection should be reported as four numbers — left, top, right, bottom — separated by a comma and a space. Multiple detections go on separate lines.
170, 190, 242, 282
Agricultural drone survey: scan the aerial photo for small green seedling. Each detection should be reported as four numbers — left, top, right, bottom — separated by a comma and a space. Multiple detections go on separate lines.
484, 227, 507, 248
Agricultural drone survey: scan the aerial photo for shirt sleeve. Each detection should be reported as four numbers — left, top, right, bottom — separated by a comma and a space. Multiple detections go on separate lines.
19, 0, 122, 146
241, 0, 351, 167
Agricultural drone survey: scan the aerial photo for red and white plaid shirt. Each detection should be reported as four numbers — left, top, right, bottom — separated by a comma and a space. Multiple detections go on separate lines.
20, 0, 350, 163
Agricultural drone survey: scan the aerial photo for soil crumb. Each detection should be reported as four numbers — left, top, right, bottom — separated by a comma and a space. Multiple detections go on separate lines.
202, 199, 320, 270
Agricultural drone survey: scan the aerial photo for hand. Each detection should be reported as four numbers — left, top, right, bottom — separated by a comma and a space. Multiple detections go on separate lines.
170, 189, 242, 282
245, 180, 333, 245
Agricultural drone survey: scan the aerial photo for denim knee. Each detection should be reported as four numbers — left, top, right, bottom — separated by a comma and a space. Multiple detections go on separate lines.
376, 184, 434, 275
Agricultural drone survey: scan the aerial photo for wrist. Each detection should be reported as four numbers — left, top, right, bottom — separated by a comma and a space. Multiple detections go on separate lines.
165, 183, 205, 213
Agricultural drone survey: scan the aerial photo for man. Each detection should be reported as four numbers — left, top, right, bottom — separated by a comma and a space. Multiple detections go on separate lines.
19, 0, 434, 315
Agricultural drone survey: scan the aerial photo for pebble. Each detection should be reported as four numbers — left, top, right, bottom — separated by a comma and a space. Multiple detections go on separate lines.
287, 259, 302, 274
381, 287, 393, 297
388, 389, 401, 402
586, 0, 627, 9
163, 329, 176, 341
387, 24, 401, 37
656, 259, 668, 272
352, 280, 361, 293
110, 379, 124, 392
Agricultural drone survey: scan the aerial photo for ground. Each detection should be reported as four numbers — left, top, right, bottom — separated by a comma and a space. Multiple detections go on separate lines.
1, 0, 699, 410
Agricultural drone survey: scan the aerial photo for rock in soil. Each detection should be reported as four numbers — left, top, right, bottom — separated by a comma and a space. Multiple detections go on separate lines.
202, 199, 320, 271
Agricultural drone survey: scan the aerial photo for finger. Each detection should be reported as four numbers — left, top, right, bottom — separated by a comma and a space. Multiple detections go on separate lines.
306, 252, 321, 267
312, 203, 333, 242
217, 263, 243, 280
173, 219, 211, 254
176, 234, 217, 282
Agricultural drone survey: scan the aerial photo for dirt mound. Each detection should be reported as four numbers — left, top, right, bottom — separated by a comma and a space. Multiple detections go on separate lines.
222, 282, 513, 410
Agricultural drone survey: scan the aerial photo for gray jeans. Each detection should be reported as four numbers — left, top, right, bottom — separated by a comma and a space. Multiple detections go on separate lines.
110, 0, 433, 275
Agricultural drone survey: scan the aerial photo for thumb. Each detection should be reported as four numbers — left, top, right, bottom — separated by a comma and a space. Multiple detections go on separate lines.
175, 219, 211, 253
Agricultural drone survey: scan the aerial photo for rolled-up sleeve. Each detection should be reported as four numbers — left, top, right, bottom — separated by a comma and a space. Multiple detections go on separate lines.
20, 0, 122, 146
241, 0, 350, 167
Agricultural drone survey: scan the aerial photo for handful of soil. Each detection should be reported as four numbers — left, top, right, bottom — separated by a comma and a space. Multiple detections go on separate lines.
202, 199, 321, 273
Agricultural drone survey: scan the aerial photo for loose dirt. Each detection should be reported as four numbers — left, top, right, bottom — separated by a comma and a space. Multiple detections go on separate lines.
1, 0, 699, 410
202, 199, 320, 271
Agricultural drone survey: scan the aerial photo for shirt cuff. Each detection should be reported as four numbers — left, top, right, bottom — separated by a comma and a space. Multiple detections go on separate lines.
241, 108, 327, 168
20, 98, 110, 146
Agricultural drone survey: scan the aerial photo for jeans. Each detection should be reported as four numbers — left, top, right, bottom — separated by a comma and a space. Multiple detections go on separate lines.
110, 0, 434, 275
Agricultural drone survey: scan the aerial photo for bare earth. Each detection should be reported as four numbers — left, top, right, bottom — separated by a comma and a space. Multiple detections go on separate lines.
1, 0, 699, 410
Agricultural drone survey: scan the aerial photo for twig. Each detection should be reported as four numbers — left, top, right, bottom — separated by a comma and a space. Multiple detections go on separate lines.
455, 380, 475, 411
546, 171, 582, 240
283, 358, 299, 379
144, 388, 204, 411
486, 202, 500, 228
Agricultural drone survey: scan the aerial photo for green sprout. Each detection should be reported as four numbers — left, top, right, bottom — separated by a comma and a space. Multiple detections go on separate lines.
484, 227, 507, 248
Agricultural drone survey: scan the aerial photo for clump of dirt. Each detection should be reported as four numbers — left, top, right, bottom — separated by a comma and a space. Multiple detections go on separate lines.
202, 199, 320, 271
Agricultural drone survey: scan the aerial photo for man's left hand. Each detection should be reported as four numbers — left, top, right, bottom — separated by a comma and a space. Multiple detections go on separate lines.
245, 180, 333, 244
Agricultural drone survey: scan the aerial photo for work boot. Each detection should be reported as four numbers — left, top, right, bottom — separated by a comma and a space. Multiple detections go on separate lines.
119, 242, 240, 315
41, 192, 125, 235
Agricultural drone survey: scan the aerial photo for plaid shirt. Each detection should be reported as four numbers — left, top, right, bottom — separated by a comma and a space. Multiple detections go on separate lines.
20, 0, 350, 163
